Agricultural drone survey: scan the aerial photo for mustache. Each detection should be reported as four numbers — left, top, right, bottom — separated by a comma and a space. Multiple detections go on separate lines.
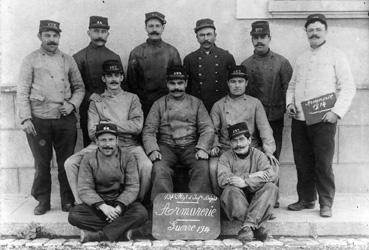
170, 89, 184, 92
47, 42, 58, 45
309, 35, 320, 39
149, 31, 160, 35
102, 146, 114, 150
201, 41, 212, 45
93, 38, 106, 42
234, 146, 245, 150
255, 42, 264, 47
109, 81, 119, 85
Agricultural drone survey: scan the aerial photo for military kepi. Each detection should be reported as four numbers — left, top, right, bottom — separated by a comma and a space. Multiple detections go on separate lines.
250, 21, 270, 36
89, 16, 110, 29
102, 60, 123, 74
194, 18, 216, 33
228, 122, 250, 139
167, 66, 187, 80
228, 65, 248, 80
95, 123, 118, 137
305, 13, 327, 27
39, 20, 61, 33
145, 11, 166, 24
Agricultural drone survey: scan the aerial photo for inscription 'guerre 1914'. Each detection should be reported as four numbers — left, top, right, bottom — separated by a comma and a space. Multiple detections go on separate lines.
152, 193, 220, 240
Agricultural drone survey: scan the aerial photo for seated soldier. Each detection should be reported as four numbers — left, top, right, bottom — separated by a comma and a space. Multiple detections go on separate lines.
218, 122, 278, 242
143, 65, 214, 202
210, 65, 277, 195
65, 60, 152, 204
68, 123, 148, 242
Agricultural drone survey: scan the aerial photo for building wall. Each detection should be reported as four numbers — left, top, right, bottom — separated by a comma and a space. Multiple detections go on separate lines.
1, 0, 368, 194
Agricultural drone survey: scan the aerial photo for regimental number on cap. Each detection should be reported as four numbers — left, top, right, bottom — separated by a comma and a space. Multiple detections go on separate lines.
97, 20, 103, 24
173, 71, 183, 76
232, 128, 240, 133
47, 23, 57, 28
109, 66, 119, 70
103, 126, 111, 130
255, 28, 263, 32
233, 70, 242, 74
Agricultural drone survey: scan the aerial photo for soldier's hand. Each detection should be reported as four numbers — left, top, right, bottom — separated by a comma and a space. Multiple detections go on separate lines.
229, 176, 247, 188
195, 149, 209, 160
210, 146, 220, 157
266, 153, 279, 166
149, 150, 162, 162
21, 119, 37, 136
99, 204, 120, 222
249, 171, 270, 181
59, 102, 74, 116
322, 111, 338, 123
90, 93, 103, 103
287, 104, 297, 118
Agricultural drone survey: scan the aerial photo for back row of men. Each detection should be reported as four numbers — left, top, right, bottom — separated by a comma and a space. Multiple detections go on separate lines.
17, 12, 356, 242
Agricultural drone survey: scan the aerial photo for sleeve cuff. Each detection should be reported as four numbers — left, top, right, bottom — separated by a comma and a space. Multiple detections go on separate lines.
114, 201, 126, 210
93, 201, 105, 209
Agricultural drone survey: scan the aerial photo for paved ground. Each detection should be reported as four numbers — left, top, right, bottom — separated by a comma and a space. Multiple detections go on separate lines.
1, 193, 369, 249
1, 236, 369, 249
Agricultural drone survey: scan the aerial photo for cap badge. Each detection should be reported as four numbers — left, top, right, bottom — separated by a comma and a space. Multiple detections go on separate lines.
103, 126, 110, 131
47, 23, 57, 28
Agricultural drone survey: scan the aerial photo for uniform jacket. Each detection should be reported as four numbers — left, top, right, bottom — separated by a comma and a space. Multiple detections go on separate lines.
73, 43, 123, 101
286, 43, 356, 121
78, 147, 139, 207
88, 89, 143, 147
183, 45, 236, 112
17, 47, 85, 122
126, 39, 181, 114
217, 147, 278, 192
211, 94, 275, 155
242, 50, 293, 121
142, 94, 214, 155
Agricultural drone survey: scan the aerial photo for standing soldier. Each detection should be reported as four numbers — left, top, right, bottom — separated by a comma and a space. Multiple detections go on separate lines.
242, 21, 292, 161
242, 21, 293, 208
127, 11, 181, 117
74, 16, 122, 147
286, 14, 356, 217
184, 18, 235, 112
17, 20, 85, 215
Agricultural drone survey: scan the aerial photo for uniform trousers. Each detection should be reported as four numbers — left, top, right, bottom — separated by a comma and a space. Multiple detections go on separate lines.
68, 201, 148, 241
26, 114, 76, 205
151, 143, 212, 202
79, 100, 91, 147
291, 119, 336, 207
65, 144, 152, 204
220, 183, 277, 229
269, 118, 284, 160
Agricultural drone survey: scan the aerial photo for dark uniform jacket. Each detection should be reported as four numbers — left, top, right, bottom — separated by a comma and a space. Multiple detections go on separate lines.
127, 39, 181, 116
242, 50, 292, 121
183, 45, 236, 112
78, 147, 139, 207
73, 43, 123, 101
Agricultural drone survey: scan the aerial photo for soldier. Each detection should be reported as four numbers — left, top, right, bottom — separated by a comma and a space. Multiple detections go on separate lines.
242, 21, 293, 208
286, 14, 356, 217
242, 21, 293, 161
73, 16, 123, 147
143, 66, 214, 202
210, 65, 277, 195
218, 122, 278, 242
65, 60, 152, 205
68, 123, 148, 242
17, 20, 85, 215
184, 18, 235, 112
127, 11, 181, 117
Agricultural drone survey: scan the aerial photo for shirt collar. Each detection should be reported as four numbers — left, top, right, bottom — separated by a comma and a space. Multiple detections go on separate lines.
310, 40, 327, 52
39, 46, 61, 56
199, 44, 217, 54
101, 88, 125, 98
225, 94, 247, 102
146, 38, 163, 46
253, 48, 272, 59
88, 42, 106, 49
